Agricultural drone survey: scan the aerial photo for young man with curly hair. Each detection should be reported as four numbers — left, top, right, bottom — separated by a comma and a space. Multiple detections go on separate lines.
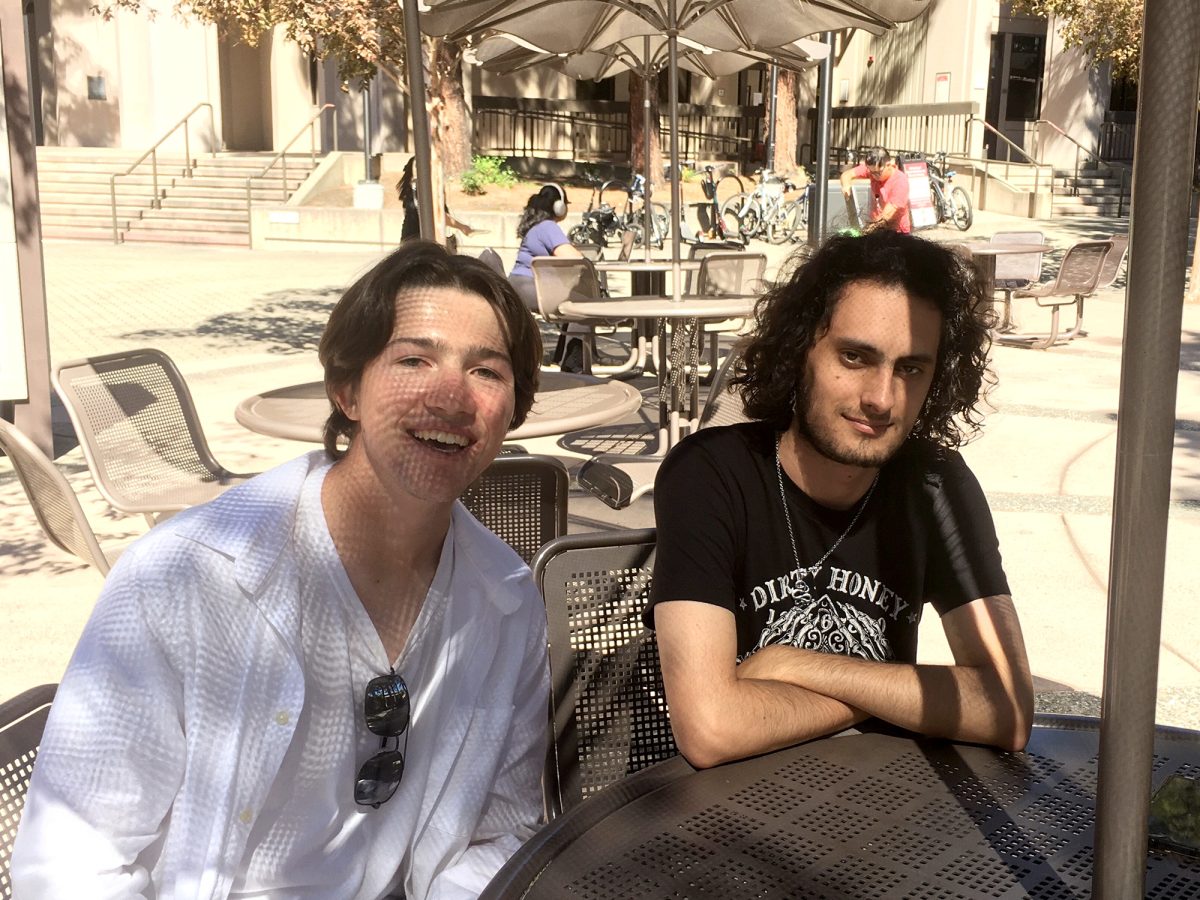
648, 231, 1033, 768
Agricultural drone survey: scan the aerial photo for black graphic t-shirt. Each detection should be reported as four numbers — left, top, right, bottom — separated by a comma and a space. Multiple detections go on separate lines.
647, 421, 1009, 663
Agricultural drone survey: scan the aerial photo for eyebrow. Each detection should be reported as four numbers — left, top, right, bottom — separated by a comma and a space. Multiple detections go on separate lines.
837, 338, 937, 366
386, 335, 512, 364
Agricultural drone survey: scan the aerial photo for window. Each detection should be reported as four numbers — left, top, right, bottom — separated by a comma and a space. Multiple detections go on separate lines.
1005, 35, 1044, 121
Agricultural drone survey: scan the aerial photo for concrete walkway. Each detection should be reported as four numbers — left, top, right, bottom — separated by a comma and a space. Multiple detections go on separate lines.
3, 209, 1199, 730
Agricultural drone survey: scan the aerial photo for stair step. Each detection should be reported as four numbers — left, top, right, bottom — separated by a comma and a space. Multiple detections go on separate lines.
128, 217, 249, 233
159, 196, 258, 211
140, 208, 249, 223
121, 228, 248, 246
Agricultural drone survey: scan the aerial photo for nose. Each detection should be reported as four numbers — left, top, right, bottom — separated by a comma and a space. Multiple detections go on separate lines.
860, 366, 896, 416
426, 368, 476, 420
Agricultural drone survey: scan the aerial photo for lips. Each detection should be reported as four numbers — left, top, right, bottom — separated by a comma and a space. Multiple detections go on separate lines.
844, 415, 891, 437
410, 429, 473, 452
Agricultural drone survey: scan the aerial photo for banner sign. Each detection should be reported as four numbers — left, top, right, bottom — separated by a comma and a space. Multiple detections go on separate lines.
905, 160, 939, 231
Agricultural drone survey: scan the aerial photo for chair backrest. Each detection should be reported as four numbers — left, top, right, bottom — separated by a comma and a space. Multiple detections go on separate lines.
477, 247, 505, 274
0, 419, 111, 575
1050, 240, 1113, 297
533, 529, 676, 818
699, 347, 749, 429
53, 349, 243, 516
617, 230, 636, 262
1095, 234, 1129, 290
460, 454, 569, 564
531, 258, 604, 322
0, 684, 56, 900
990, 231, 1045, 287
694, 252, 767, 297
685, 242, 745, 291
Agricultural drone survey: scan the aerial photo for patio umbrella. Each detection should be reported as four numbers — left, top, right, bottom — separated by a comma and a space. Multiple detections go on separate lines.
421, 0, 931, 286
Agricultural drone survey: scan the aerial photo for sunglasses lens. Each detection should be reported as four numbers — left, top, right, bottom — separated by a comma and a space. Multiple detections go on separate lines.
355, 749, 405, 807
364, 673, 410, 736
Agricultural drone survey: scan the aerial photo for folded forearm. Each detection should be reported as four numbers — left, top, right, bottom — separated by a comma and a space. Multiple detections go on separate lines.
739, 647, 1028, 750
672, 676, 866, 768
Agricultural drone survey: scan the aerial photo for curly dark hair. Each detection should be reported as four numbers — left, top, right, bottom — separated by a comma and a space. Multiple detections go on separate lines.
732, 230, 994, 449
318, 240, 542, 460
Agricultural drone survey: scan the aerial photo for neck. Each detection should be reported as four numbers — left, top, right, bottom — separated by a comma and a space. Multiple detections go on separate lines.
778, 426, 879, 510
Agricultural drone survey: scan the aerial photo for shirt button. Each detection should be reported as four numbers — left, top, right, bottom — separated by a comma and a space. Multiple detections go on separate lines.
239, 808, 253, 825
275, 710, 290, 726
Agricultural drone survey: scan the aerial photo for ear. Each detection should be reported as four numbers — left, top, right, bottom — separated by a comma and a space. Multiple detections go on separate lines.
332, 381, 360, 422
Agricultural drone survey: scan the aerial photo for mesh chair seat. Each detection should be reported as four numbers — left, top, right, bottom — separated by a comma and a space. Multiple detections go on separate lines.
0, 419, 116, 574
998, 240, 1112, 350
53, 348, 255, 520
0, 684, 56, 900
533, 530, 676, 819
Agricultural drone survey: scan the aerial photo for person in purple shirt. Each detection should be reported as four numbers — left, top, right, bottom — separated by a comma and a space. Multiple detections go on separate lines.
508, 184, 581, 311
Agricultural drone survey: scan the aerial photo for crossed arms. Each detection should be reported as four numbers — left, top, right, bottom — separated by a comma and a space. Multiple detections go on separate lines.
655, 593, 1034, 769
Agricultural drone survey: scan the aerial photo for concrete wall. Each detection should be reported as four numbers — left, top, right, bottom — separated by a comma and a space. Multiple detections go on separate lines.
1036, 14, 1111, 171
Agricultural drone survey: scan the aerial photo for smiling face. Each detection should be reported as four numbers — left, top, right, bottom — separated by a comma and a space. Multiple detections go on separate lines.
794, 279, 941, 470
333, 286, 517, 507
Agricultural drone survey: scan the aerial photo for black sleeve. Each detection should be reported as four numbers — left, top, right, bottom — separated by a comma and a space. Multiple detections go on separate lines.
645, 437, 744, 628
922, 450, 1011, 616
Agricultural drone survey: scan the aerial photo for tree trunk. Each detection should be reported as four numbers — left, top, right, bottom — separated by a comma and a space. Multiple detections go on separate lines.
426, 37, 472, 178
629, 71, 665, 192
772, 69, 801, 178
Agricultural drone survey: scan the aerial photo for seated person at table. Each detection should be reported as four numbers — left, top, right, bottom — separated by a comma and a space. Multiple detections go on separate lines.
12, 241, 550, 899
648, 231, 1033, 768
839, 147, 911, 234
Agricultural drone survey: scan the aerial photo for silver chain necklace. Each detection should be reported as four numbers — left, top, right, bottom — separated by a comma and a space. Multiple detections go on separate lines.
774, 434, 879, 592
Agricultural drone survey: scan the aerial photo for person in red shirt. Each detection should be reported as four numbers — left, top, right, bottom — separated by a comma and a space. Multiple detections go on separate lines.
840, 147, 911, 233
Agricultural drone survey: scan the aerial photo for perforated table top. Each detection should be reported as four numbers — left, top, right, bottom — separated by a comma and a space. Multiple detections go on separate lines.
482, 720, 1200, 899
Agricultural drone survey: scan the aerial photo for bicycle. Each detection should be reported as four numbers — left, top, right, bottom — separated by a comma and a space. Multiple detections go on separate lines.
697, 165, 749, 245
568, 175, 621, 247
599, 174, 670, 249
926, 151, 973, 231
719, 169, 808, 244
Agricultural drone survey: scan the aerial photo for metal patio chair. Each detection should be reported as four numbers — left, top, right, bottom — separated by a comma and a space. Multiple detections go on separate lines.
532, 258, 638, 376
1095, 233, 1129, 290
460, 454, 569, 564
0, 419, 117, 575
532, 529, 676, 819
53, 348, 256, 524
989, 230, 1045, 332
0, 684, 56, 900
995, 239, 1112, 350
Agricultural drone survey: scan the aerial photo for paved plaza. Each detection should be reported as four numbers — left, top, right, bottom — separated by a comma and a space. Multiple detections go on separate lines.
3, 208, 1199, 729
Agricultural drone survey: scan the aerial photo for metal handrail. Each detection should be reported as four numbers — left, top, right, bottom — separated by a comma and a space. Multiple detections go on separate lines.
245, 104, 335, 217
109, 102, 216, 243
963, 115, 1054, 213
1033, 118, 1130, 216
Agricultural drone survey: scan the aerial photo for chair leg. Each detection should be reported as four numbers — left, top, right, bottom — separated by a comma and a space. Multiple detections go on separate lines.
1029, 306, 1061, 350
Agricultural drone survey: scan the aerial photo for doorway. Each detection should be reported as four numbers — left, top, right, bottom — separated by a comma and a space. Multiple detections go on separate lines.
218, 32, 272, 151
984, 32, 1045, 160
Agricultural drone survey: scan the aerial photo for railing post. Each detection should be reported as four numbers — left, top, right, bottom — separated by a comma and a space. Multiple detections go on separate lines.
184, 119, 191, 177
110, 176, 119, 244
151, 151, 159, 208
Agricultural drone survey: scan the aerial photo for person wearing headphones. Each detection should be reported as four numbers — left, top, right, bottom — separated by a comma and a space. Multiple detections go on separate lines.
508, 183, 581, 311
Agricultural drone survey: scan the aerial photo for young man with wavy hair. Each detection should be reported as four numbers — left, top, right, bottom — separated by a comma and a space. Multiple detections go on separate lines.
649, 231, 1033, 768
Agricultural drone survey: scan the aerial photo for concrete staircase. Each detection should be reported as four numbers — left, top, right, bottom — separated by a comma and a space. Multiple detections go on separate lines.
36, 148, 320, 246
1051, 166, 1132, 217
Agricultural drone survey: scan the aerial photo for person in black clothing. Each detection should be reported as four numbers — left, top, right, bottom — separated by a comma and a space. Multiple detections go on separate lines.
649, 230, 1034, 768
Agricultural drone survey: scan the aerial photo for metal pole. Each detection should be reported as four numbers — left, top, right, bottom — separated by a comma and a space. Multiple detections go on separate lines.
643, 36, 653, 264
361, 86, 374, 182
808, 32, 834, 246
403, 0, 436, 240
765, 64, 779, 171
667, 0, 682, 298
1093, 0, 1200, 896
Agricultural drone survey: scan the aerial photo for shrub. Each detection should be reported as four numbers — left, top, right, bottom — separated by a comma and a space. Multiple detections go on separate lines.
460, 156, 519, 195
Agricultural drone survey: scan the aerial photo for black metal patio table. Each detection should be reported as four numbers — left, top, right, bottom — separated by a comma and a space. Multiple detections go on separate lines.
482, 717, 1200, 899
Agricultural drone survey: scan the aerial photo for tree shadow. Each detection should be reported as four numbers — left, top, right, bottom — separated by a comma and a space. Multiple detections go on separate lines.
120, 288, 343, 354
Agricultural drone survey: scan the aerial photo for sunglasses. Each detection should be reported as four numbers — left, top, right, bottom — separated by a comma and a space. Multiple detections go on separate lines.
355, 669, 410, 808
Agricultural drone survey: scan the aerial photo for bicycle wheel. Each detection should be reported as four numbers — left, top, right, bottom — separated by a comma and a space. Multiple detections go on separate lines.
766, 206, 791, 244
719, 193, 751, 241
568, 223, 593, 246
740, 200, 763, 241
780, 197, 808, 242
651, 203, 670, 247
950, 186, 973, 231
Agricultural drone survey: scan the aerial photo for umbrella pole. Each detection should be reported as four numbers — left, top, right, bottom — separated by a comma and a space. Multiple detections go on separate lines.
403, 0, 437, 241
643, 38, 654, 264
667, 0, 682, 299
808, 32, 834, 247
1093, 0, 1200, 894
